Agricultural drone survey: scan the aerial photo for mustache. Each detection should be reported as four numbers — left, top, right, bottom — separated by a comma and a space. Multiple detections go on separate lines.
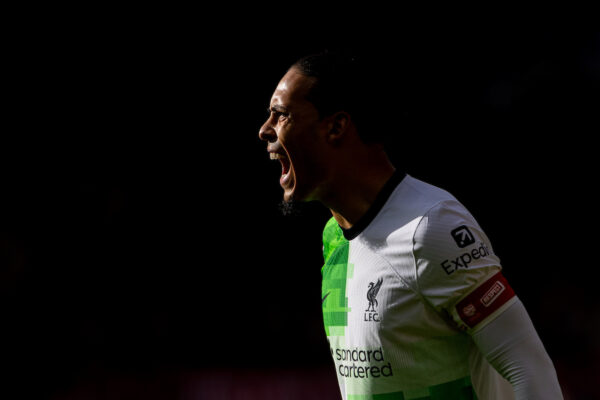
268, 143, 285, 153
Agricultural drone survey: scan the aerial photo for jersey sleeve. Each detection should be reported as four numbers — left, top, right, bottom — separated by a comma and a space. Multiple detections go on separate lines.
413, 199, 517, 333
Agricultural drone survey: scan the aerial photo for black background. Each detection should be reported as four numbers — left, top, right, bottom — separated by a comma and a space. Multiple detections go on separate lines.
2, 22, 598, 399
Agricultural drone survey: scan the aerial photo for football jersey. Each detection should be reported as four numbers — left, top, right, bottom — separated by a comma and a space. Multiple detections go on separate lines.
321, 172, 517, 399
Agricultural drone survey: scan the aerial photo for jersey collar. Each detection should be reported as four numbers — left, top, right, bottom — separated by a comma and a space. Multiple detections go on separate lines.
341, 170, 407, 240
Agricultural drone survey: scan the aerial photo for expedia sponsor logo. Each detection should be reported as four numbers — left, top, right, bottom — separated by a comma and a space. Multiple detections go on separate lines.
481, 281, 505, 307
441, 241, 492, 275
330, 346, 393, 379
451, 225, 475, 248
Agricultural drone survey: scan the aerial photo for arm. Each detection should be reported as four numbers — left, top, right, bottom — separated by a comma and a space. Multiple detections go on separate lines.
472, 298, 563, 400
413, 200, 563, 398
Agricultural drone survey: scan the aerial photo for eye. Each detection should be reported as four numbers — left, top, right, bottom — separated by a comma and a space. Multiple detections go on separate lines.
270, 111, 288, 122
267, 107, 289, 121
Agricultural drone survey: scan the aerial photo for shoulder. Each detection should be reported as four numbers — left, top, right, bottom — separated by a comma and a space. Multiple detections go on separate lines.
355, 177, 463, 284
413, 198, 494, 268
412, 198, 503, 312
369, 175, 458, 235
360, 175, 460, 250
413, 199, 482, 248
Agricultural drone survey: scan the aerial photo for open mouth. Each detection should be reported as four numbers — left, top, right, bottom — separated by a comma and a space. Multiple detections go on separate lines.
270, 152, 291, 185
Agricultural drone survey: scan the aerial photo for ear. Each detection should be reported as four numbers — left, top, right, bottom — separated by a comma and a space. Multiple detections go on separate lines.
325, 112, 351, 145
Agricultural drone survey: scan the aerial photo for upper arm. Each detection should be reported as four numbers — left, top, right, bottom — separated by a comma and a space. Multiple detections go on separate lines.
413, 200, 517, 333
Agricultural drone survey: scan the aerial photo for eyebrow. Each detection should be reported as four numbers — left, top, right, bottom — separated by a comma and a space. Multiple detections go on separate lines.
268, 104, 289, 113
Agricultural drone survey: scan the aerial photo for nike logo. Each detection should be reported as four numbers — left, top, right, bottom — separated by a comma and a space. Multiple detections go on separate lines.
322, 291, 331, 304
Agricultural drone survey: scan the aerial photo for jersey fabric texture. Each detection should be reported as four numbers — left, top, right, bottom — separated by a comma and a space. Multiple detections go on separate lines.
321, 172, 516, 400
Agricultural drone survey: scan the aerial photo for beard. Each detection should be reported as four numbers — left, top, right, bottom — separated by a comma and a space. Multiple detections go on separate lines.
278, 198, 305, 217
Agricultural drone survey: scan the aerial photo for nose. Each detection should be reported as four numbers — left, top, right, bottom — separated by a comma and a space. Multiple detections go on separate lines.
258, 118, 277, 143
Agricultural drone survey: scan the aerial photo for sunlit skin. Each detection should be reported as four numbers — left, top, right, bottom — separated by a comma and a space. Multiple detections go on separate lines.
258, 67, 396, 229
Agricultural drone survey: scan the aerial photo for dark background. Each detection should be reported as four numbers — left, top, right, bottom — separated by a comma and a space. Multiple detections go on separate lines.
2, 26, 598, 399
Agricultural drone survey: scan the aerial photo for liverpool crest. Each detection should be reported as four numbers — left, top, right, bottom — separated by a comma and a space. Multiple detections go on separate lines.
364, 278, 383, 322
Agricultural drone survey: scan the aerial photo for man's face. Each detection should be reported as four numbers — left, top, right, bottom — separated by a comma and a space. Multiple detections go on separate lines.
259, 68, 329, 203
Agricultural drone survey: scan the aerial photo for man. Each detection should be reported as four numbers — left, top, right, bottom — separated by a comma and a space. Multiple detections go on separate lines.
258, 50, 563, 399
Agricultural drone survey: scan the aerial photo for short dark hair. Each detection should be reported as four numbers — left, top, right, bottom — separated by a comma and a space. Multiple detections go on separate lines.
291, 49, 401, 145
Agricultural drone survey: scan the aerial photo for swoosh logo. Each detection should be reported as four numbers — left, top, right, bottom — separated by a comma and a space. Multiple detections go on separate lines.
322, 291, 331, 304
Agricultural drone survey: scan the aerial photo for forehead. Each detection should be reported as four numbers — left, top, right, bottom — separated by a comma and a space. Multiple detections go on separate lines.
270, 68, 315, 107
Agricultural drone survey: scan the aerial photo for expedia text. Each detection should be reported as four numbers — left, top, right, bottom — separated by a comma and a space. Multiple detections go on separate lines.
441, 242, 492, 275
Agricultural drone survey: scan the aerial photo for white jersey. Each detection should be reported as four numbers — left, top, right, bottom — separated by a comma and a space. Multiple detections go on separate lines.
321, 172, 517, 399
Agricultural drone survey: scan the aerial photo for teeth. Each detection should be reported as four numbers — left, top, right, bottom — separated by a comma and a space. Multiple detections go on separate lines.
270, 153, 282, 160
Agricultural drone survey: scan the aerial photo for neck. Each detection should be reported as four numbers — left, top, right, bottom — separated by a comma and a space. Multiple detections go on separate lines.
322, 148, 396, 230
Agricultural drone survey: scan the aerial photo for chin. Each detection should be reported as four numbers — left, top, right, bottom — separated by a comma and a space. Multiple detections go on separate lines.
282, 193, 293, 203
283, 188, 298, 203
284, 186, 317, 204
282, 174, 298, 202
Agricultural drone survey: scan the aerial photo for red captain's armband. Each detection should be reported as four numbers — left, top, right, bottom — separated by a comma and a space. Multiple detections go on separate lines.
456, 272, 516, 328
